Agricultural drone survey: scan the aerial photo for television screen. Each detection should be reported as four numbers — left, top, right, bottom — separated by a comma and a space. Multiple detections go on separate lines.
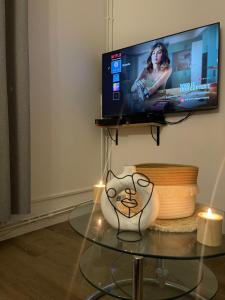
102, 23, 220, 118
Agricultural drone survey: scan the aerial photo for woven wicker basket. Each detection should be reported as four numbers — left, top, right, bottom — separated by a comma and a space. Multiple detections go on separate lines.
136, 163, 199, 219
136, 163, 198, 185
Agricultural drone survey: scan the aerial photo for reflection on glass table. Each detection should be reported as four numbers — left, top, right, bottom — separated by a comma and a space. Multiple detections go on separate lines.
69, 202, 225, 300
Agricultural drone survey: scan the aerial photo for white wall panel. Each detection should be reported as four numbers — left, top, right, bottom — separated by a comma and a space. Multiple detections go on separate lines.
110, 0, 225, 210
29, 0, 105, 203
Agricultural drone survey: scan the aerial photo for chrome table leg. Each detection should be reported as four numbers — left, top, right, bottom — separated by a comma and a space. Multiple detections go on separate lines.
132, 256, 143, 300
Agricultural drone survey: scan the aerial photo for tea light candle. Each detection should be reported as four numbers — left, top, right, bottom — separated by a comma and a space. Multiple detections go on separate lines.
93, 180, 105, 203
197, 208, 223, 247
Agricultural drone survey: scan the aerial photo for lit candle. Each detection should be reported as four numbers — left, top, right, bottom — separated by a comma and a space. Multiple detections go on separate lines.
197, 208, 223, 247
93, 180, 105, 204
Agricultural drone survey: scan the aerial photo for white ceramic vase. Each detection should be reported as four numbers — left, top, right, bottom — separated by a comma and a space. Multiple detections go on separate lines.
101, 166, 159, 232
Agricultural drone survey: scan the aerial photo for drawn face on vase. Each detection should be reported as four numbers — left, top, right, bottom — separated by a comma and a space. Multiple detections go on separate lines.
105, 171, 153, 218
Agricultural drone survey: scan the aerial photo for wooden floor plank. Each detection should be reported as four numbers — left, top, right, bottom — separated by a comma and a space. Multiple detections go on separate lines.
0, 224, 94, 300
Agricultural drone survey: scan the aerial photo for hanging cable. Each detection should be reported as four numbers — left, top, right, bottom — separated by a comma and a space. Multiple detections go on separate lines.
150, 126, 158, 144
102, 0, 111, 177
104, 0, 114, 174
165, 112, 192, 125
107, 128, 118, 145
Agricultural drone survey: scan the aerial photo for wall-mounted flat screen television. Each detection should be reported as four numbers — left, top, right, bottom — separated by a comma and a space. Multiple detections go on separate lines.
102, 22, 220, 118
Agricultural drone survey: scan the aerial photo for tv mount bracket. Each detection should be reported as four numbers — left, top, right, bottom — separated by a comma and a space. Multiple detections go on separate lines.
106, 124, 161, 146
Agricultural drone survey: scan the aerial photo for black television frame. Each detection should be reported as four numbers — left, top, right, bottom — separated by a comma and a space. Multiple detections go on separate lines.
101, 22, 220, 120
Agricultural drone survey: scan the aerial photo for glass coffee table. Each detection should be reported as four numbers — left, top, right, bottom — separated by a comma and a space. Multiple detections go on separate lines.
69, 202, 225, 300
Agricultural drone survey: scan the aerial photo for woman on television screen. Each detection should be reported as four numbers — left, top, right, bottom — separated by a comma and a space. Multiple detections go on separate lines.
131, 42, 172, 101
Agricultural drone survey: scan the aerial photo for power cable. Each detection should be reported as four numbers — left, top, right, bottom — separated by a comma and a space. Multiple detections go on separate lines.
165, 113, 192, 125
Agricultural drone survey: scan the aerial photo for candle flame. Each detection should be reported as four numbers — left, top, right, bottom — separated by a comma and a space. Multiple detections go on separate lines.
207, 208, 212, 216
95, 180, 105, 187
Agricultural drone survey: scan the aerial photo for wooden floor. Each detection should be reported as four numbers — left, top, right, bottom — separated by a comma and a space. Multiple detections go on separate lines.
0, 222, 224, 300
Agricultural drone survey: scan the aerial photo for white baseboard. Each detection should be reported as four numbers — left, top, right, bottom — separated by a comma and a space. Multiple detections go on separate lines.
0, 188, 92, 241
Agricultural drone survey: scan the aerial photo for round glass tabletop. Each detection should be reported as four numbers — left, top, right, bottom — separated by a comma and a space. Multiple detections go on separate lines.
69, 201, 225, 259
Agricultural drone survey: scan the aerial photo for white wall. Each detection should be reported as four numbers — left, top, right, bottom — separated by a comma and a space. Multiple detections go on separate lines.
110, 0, 225, 210
29, 0, 105, 216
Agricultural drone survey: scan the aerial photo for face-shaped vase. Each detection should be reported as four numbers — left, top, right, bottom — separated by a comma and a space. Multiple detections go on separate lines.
101, 169, 159, 233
